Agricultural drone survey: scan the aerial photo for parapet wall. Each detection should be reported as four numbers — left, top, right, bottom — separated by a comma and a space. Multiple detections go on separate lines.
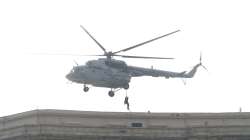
1, 110, 250, 140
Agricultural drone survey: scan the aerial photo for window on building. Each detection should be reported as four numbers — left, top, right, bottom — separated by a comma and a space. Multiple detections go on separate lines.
131, 122, 143, 128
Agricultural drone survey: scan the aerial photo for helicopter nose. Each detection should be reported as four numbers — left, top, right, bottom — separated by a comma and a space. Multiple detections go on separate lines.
65, 73, 72, 81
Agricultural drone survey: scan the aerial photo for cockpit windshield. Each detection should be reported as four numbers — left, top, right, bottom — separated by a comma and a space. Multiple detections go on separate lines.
71, 66, 80, 73
86, 61, 93, 67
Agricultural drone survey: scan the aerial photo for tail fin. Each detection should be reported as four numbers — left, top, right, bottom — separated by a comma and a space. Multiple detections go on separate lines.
183, 63, 201, 78
182, 52, 207, 78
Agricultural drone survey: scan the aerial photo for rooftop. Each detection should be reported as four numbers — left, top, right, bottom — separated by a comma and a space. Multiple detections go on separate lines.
1, 109, 250, 140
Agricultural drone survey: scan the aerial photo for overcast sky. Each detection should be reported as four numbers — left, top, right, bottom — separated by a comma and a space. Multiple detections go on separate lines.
0, 0, 250, 116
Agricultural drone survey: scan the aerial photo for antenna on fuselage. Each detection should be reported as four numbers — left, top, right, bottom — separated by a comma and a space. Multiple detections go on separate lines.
73, 60, 79, 66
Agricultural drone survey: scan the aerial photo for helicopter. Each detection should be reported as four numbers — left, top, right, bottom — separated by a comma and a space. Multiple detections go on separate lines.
65, 25, 206, 98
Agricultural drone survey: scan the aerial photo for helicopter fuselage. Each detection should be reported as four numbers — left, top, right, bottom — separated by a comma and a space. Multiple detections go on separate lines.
66, 57, 203, 90
66, 58, 131, 89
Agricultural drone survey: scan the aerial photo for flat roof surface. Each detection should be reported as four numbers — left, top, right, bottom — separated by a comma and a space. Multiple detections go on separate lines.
2, 109, 250, 119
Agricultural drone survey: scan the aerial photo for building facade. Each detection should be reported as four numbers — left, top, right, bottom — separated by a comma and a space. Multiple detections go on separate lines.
1, 110, 250, 140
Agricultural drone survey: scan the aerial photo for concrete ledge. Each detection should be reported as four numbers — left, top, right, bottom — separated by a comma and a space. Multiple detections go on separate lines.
1, 109, 250, 140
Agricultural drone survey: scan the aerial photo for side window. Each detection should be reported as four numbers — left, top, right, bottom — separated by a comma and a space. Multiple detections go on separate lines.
131, 122, 143, 128
86, 62, 92, 67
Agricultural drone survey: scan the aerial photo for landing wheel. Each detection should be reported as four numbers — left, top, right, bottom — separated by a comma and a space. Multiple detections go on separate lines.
108, 90, 115, 97
83, 85, 89, 92
124, 84, 129, 90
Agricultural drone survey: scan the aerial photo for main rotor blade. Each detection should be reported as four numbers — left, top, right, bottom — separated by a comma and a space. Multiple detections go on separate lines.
113, 30, 180, 54
114, 54, 174, 59
80, 25, 107, 54
30, 52, 105, 57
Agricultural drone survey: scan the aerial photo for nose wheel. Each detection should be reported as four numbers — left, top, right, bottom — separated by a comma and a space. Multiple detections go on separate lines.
83, 85, 89, 92
108, 90, 115, 97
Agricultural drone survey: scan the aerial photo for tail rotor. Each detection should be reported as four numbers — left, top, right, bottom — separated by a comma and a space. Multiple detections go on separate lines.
199, 52, 208, 71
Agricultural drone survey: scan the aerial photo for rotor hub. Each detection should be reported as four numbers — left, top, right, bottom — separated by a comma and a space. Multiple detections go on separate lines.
105, 51, 113, 59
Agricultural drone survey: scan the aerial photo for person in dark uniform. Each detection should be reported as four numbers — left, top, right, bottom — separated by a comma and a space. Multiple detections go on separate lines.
124, 96, 129, 110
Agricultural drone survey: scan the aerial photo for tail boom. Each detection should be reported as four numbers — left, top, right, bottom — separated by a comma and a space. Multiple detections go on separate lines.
181, 63, 201, 78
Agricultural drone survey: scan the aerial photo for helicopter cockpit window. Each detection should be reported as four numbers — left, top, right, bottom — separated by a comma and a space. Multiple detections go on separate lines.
71, 67, 81, 73
86, 61, 93, 67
